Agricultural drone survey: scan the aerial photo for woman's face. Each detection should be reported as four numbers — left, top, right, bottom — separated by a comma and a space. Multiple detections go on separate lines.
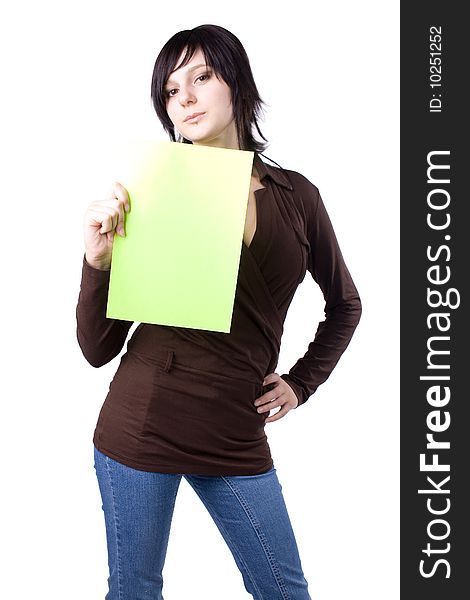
164, 47, 239, 150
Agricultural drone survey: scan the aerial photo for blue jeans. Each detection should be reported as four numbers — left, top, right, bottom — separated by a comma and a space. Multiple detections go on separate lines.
93, 446, 311, 599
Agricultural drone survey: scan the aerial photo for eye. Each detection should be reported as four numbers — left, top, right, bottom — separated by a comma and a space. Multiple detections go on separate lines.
195, 71, 212, 83
164, 71, 212, 99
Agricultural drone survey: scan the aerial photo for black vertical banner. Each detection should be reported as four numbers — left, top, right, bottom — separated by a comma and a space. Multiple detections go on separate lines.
401, 3, 469, 598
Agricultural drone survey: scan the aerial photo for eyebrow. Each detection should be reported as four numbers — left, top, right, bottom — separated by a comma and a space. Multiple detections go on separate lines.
165, 64, 208, 86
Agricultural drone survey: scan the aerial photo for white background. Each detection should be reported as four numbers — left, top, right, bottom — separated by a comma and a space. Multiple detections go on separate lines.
1, 1, 399, 598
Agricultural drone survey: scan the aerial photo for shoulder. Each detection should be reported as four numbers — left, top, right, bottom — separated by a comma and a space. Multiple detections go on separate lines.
274, 166, 322, 219
282, 168, 320, 196
263, 160, 320, 197
257, 155, 321, 212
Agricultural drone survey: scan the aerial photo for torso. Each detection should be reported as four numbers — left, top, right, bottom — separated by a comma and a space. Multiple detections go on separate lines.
244, 173, 265, 248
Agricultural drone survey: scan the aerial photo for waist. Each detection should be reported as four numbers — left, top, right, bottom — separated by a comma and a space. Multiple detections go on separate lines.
126, 323, 272, 384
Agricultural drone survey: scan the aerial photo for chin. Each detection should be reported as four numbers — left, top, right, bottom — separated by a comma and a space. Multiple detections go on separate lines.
180, 129, 204, 141
186, 133, 215, 144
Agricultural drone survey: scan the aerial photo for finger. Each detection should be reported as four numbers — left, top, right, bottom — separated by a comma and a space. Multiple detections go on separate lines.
90, 197, 127, 216
94, 201, 125, 236
87, 208, 118, 234
100, 214, 117, 234
254, 389, 279, 409
262, 372, 279, 386
90, 203, 123, 229
265, 404, 289, 424
109, 181, 130, 212
93, 201, 125, 235
115, 201, 126, 236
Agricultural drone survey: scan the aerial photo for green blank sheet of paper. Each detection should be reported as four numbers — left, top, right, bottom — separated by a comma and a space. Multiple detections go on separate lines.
106, 141, 254, 333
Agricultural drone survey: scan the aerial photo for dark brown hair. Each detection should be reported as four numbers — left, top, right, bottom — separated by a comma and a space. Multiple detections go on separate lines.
150, 24, 268, 153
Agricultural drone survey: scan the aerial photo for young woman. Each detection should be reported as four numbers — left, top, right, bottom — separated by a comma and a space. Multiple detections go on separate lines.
77, 24, 362, 599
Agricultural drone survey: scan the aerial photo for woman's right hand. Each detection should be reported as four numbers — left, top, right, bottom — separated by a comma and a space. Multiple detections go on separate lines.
84, 182, 130, 271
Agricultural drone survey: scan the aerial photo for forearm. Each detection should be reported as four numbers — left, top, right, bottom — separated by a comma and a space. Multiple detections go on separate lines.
76, 255, 132, 367
281, 295, 362, 405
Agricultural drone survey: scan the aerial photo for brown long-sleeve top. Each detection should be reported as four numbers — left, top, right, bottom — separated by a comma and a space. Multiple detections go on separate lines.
76, 153, 362, 475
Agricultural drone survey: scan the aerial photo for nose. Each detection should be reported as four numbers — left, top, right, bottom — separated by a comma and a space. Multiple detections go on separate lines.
178, 86, 197, 107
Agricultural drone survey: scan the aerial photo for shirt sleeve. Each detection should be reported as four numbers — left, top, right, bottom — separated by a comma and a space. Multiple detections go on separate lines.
280, 180, 362, 407
76, 254, 133, 367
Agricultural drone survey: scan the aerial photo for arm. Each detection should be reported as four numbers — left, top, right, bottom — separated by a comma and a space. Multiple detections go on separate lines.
76, 254, 133, 367
280, 182, 362, 406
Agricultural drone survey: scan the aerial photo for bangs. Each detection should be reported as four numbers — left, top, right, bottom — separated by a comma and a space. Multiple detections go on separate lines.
157, 30, 226, 101
170, 43, 211, 76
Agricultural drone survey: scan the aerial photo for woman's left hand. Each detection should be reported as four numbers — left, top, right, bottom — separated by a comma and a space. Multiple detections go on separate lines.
254, 372, 299, 423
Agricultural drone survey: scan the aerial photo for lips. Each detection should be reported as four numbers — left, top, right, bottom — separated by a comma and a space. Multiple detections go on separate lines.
184, 112, 205, 123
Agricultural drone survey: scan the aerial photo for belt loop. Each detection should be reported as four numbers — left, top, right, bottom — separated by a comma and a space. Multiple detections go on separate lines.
163, 350, 174, 373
